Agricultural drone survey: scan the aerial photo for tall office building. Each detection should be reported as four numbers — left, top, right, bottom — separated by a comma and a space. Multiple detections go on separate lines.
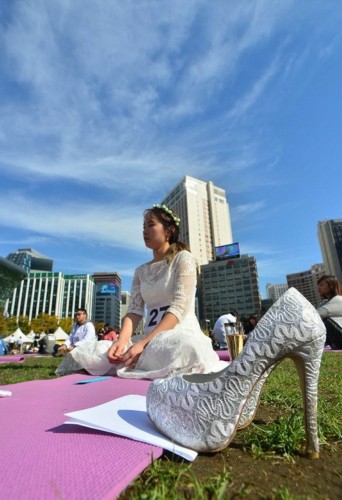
199, 255, 261, 327
266, 283, 288, 302
0, 257, 27, 307
6, 272, 95, 322
318, 219, 342, 284
120, 290, 145, 333
63, 274, 95, 319
93, 272, 122, 329
161, 175, 233, 266
120, 291, 131, 321
6, 248, 53, 273
286, 263, 325, 308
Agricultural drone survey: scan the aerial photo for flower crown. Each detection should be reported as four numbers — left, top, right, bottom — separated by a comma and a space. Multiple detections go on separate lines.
153, 204, 181, 227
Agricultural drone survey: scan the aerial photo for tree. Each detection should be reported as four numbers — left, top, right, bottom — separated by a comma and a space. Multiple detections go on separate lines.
59, 317, 73, 333
30, 314, 59, 333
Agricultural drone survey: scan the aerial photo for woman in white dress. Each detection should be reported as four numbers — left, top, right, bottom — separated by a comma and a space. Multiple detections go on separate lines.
56, 204, 226, 379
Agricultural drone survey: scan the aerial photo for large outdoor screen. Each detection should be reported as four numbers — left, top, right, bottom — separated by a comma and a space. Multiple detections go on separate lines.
215, 242, 240, 261
99, 282, 120, 294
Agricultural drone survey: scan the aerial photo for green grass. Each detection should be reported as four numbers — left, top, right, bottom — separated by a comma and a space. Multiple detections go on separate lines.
243, 355, 342, 457
2, 354, 341, 449
120, 459, 232, 499
0, 356, 60, 384
121, 353, 342, 498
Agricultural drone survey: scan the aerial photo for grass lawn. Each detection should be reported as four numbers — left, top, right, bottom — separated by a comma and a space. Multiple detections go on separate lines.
1, 352, 341, 498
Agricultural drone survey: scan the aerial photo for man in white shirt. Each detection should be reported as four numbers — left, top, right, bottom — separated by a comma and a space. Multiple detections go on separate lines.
56, 309, 97, 355
212, 313, 237, 349
17, 335, 24, 353
8, 335, 16, 352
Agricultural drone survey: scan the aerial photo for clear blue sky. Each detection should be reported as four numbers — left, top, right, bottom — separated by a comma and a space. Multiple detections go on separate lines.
1, 1, 341, 298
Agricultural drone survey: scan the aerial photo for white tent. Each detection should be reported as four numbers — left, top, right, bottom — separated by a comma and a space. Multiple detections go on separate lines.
54, 326, 69, 341
3, 328, 31, 344
26, 330, 36, 341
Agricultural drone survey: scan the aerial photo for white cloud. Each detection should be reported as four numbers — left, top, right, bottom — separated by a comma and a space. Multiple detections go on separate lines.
1, 236, 50, 246
0, 0, 295, 195
0, 193, 145, 251
231, 201, 265, 222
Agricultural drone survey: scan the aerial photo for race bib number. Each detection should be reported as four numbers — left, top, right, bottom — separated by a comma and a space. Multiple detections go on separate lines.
146, 305, 170, 330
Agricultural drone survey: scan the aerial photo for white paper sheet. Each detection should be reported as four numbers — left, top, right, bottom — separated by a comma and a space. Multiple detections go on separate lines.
64, 394, 198, 461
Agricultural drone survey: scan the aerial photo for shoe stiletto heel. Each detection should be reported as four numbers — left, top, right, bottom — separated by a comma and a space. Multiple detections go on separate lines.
147, 288, 326, 456
289, 344, 323, 459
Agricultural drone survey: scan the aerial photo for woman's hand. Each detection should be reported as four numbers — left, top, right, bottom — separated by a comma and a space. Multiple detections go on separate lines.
121, 341, 145, 368
58, 344, 72, 355
107, 340, 127, 364
108, 313, 141, 364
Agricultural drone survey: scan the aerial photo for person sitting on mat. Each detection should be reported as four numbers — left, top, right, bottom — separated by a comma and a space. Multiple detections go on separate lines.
317, 275, 342, 349
55, 308, 97, 356
212, 312, 237, 349
102, 325, 118, 342
55, 204, 227, 379
244, 314, 259, 335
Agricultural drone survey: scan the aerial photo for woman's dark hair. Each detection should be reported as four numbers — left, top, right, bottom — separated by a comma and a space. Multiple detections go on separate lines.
248, 314, 258, 322
317, 275, 342, 298
144, 207, 189, 262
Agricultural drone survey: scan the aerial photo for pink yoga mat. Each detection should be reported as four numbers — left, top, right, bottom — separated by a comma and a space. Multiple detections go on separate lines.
0, 375, 163, 499
0, 355, 25, 364
217, 349, 230, 361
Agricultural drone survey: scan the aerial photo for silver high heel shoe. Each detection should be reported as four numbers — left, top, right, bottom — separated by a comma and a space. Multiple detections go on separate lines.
147, 288, 326, 457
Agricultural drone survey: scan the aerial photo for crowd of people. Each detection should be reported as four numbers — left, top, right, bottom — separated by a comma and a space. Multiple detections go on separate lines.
97, 325, 118, 342
210, 312, 260, 349
7, 334, 25, 353
209, 275, 342, 351
2, 205, 341, 375
54, 205, 341, 379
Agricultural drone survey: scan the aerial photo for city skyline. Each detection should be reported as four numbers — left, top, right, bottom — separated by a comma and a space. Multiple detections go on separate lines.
1, 2, 341, 298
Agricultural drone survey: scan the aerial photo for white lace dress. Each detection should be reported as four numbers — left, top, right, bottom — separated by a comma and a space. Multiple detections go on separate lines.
56, 250, 226, 379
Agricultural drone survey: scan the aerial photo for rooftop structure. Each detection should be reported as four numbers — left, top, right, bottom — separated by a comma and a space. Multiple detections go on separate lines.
6, 248, 53, 273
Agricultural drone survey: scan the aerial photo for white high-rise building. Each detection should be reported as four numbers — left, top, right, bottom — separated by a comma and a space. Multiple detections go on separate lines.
266, 283, 288, 302
318, 219, 342, 284
286, 264, 325, 308
161, 175, 233, 266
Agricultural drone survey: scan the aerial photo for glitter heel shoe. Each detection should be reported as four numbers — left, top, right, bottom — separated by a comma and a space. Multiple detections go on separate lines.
147, 288, 326, 457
